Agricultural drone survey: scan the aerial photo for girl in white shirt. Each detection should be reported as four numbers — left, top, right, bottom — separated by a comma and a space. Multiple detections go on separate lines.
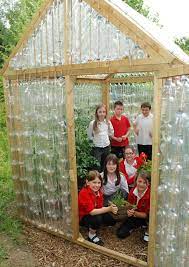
88, 104, 114, 172
102, 154, 129, 206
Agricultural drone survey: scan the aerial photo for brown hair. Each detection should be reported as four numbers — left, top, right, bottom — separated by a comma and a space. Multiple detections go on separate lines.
114, 100, 123, 109
103, 154, 121, 186
123, 145, 136, 159
93, 104, 109, 133
141, 102, 151, 110
136, 170, 151, 184
86, 170, 103, 186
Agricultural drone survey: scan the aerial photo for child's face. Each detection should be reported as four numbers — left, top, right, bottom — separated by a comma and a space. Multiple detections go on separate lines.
86, 177, 102, 192
136, 176, 148, 192
106, 160, 117, 174
114, 105, 124, 117
141, 107, 150, 117
124, 148, 135, 161
97, 107, 106, 121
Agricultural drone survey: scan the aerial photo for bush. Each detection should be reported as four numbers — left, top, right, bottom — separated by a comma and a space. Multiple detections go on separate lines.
75, 111, 99, 180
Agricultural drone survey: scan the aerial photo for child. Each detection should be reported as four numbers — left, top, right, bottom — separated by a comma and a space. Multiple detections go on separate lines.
133, 102, 153, 160
88, 104, 114, 172
101, 154, 129, 206
117, 170, 150, 241
110, 101, 131, 158
78, 170, 118, 245
119, 145, 146, 188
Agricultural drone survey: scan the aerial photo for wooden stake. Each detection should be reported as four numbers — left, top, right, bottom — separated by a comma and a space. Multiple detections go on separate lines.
147, 74, 163, 267
65, 75, 79, 240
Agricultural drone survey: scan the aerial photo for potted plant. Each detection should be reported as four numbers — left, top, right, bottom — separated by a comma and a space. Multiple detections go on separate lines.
109, 191, 136, 221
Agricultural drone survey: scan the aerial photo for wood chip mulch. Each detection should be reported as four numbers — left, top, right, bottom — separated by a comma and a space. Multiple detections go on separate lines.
23, 223, 147, 267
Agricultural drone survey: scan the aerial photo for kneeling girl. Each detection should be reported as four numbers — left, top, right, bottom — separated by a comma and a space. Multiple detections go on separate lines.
78, 170, 118, 245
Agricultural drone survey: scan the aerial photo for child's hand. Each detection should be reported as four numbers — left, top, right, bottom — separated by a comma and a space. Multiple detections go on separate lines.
116, 137, 122, 142
127, 209, 135, 217
110, 204, 118, 214
121, 135, 127, 141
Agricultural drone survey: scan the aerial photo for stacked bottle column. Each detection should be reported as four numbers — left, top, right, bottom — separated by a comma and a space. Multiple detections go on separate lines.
156, 76, 189, 267
109, 82, 154, 148
6, 77, 73, 238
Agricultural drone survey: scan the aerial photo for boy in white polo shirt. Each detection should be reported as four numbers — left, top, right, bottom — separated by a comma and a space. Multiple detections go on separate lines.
133, 102, 153, 160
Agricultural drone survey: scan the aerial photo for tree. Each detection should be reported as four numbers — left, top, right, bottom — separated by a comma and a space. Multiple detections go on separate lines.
175, 37, 189, 55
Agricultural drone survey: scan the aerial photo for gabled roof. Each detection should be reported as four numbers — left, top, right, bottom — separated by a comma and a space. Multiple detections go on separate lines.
106, 0, 189, 64
1, 0, 189, 75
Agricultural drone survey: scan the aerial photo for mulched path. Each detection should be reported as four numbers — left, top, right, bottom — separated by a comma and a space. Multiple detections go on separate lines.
24, 222, 147, 267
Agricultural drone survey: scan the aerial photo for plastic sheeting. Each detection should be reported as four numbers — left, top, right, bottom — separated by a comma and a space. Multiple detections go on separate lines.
156, 76, 189, 267
5, 77, 72, 237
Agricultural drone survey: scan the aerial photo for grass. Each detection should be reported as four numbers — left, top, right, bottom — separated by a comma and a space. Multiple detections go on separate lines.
0, 101, 22, 243
0, 246, 8, 262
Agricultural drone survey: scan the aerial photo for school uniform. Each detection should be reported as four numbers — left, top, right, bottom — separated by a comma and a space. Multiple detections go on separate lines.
88, 120, 114, 172
119, 153, 146, 186
117, 186, 150, 238
135, 113, 153, 160
101, 172, 129, 205
110, 115, 131, 158
78, 186, 115, 230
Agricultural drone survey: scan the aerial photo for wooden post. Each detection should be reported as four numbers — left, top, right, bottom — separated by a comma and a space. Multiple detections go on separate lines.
148, 74, 163, 266
65, 75, 79, 240
102, 80, 110, 113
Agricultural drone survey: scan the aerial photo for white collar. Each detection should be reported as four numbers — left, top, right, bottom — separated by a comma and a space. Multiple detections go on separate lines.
133, 187, 147, 199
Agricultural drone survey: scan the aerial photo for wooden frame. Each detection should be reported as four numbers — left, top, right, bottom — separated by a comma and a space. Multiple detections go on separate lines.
2, 0, 189, 266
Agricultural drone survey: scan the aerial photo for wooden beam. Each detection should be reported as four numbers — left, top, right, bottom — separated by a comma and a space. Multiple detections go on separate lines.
65, 76, 79, 241
84, 0, 174, 63
157, 64, 189, 78
102, 81, 110, 113
110, 76, 154, 84
3, 59, 173, 79
76, 78, 102, 84
147, 74, 163, 267
1, 0, 54, 75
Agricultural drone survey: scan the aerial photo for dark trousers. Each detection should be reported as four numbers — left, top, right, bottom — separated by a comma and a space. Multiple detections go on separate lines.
80, 213, 116, 230
117, 216, 147, 238
138, 144, 152, 160
111, 146, 125, 159
92, 145, 110, 172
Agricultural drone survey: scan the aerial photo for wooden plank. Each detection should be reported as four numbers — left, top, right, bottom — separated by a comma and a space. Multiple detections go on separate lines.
65, 76, 79, 241
102, 81, 110, 113
147, 74, 163, 267
3, 59, 172, 78
110, 76, 154, 84
76, 78, 102, 84
77, 236, 147, 267
84, 0, 175, 63
1, 0, 54, 75
157, 64, 189, 78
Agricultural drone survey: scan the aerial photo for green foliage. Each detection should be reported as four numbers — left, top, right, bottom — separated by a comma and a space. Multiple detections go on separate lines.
138, 160, 152, 174
0, 246, 8, 262
111, 191, 137, 210
175, 37, 189, 55
124, 0, 150, 17
111, 191, 126, 207
75, 112, 99, 180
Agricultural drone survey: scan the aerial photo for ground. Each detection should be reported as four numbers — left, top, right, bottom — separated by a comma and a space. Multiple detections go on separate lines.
0, 222, 147, 267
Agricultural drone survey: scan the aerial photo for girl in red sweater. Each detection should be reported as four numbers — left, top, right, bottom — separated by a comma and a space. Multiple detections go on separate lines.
119, 145, 146, 188
117, 170, 150, 240
78, 170, 118, 245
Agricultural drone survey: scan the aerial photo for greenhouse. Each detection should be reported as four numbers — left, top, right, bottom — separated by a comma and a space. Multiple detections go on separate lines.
1, 0, 189, 266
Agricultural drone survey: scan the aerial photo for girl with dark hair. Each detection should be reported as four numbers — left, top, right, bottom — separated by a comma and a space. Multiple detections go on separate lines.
88, 104, 114, 172
78, 170, 118, 245
101, 154, 129, 205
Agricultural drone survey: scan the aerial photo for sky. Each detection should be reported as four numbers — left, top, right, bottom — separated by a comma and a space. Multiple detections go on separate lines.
144, 0, 189, 38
